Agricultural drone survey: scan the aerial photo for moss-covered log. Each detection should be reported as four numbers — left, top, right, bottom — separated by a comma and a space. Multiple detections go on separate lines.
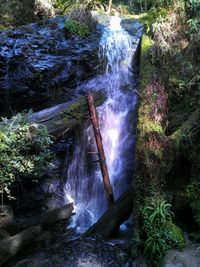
27, 92, 105, 137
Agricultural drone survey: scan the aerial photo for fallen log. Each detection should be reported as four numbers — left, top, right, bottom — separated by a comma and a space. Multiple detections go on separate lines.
0, 92, 105, 137
5, 203, 74, 235
87, 92, 114, 206
84, 187, 133, 238
0, 225, 42, 266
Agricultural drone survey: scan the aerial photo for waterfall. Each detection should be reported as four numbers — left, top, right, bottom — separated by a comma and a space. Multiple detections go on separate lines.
64, 16, 138, 233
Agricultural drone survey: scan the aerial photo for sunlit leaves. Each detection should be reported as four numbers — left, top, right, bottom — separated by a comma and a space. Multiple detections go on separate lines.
0, 113, 53, 199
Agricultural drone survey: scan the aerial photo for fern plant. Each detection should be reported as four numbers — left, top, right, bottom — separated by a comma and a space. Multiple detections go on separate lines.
142, 198, 185, 266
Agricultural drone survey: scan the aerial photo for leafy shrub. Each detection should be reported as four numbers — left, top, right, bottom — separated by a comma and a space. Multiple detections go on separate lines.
65, 19, 89, 37
0, 113, 53, 200
142, 198, 185, 266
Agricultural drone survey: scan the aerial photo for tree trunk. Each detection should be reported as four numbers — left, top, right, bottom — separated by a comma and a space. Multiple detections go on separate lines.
87, 92, 114, 206
107, 0, 112, 14
84, 186, 133, 238
5, 204, 74, 235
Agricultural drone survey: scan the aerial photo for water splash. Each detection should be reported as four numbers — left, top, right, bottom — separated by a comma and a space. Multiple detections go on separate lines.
64, 16, 137, 233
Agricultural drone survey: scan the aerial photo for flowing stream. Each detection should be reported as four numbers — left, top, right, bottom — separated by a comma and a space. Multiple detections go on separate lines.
64, 16, 138, 233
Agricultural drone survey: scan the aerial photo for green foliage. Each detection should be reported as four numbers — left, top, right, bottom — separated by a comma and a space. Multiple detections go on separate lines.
139, 7, 168, 34
0, 113, 53, 199
130, 0, 172, 13
142, 198, 185, 266
65, 19, 89, 37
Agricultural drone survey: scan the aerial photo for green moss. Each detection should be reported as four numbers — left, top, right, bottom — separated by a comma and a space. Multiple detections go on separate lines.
140, 35, 154, 90
65, 19, 89, 37
139, 114, 164, 134
165, 221, 185, 249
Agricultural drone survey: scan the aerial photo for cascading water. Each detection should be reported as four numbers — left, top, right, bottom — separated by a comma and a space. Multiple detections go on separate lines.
64, 16, 138, 233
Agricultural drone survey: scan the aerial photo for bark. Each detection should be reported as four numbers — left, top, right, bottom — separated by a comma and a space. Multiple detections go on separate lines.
0, 225, 42, 266
84, 186, 133, 238
5, 204, 74, 235
87, 92, 114, 206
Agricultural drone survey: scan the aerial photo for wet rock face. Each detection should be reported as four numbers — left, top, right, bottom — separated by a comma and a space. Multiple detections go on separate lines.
0, 17, 101, 116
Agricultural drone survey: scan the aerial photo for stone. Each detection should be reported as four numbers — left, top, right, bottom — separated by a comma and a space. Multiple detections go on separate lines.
164, 243, 200, 267
0, 205, 14, 228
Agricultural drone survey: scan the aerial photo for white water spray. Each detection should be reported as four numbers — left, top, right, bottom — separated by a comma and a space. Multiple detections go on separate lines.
64, 16, 138, 232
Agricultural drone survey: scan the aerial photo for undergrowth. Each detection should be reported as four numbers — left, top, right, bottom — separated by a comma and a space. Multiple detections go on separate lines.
0, 113, 53, 200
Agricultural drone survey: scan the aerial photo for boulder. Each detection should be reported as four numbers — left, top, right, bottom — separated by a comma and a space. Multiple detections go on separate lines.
164, 243, 200, 267
0, 205, 14, 228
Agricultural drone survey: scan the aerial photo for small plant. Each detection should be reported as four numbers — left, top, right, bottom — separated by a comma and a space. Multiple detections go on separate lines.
65, 19, 89, 37
64, 7, 97, 38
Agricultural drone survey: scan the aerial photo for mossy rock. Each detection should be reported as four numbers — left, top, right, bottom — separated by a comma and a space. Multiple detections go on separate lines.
165, 221, 185, 249
140, 35, 154, 92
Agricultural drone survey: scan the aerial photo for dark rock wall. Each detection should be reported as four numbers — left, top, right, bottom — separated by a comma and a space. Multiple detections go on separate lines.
0, 17, 101, 116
